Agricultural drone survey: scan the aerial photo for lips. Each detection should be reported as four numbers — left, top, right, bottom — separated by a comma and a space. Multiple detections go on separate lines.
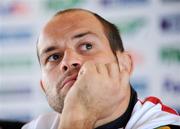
62, 73, 78, 88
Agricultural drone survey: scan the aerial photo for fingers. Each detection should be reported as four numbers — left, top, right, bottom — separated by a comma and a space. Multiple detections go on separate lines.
96, 63, 109, 76
79, 61, 109, 77
78, 61, 120, 78
107, 62, 119, 79
78, 55, 128, 79
96, 62, 121, 79
115, 51, 124, 72
115, 51, 130, 86
78, 61, 97, 78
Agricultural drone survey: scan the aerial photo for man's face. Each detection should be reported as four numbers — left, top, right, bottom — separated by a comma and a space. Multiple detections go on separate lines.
38, 11, 117, 113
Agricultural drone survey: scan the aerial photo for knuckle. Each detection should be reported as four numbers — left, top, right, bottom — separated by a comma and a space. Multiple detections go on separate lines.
84, 61, 94, 69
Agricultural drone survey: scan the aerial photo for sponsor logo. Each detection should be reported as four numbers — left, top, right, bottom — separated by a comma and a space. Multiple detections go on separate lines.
0, 1, 30, 16
163, 78, 180, 94
0, 55, 34, 71
0, 86, 32, 97
0, 26, 33, 42
160, 14, 180, 33
100, 0, 149, 7
115, 18, 147, 36
160, 46, 180, 64
44, 0, 83, 11
0, 81, 33, 101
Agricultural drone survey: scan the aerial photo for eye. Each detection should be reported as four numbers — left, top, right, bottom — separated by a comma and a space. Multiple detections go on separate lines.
80, 43, 93, 51
47, 54, 61, 62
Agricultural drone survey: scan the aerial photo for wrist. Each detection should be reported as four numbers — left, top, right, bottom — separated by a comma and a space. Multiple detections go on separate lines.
58, 105, 97, 129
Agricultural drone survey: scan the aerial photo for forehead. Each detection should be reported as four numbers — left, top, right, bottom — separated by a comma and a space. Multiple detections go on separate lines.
43, 11, 104, 38
38, 11, 106, 54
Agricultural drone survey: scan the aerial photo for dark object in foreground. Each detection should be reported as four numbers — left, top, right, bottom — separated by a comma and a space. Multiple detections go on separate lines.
0, 120, 25, 129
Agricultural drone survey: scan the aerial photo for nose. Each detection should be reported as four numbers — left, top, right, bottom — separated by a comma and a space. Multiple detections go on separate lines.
60, 50, 82, 73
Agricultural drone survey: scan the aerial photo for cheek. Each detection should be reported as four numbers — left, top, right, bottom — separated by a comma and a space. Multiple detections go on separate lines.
42, 66, 61, 80
92, 52, 116, 64
42, 76, 57, 97
42, 70, 59, 90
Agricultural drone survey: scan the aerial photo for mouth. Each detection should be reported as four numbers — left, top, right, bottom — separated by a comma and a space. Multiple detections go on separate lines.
62, 73, 78, 88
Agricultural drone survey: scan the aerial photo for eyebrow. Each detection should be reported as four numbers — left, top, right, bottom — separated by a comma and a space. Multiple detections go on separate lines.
72, 31, 96, 39
40, 31, 97, 57
40, 46, 57, 57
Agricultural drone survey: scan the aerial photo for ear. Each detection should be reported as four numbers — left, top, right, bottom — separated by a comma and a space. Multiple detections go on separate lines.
116, 51, 134, 75
40, 79, 46, 93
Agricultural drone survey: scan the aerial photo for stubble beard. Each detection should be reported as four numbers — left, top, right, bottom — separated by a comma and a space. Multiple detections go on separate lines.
46, 85, 65, 113
45, 68, 80, 113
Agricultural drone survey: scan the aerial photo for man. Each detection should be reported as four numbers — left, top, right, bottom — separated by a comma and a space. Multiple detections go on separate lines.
22, 8, 180, 129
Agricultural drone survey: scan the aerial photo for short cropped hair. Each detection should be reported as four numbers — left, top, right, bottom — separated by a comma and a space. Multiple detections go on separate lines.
54, 8, 125, 54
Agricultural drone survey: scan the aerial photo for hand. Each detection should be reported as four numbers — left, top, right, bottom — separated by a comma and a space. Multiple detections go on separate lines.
59, 52, 130, 129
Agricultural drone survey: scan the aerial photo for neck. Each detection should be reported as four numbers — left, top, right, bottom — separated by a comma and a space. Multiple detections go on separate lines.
94, 85, 131, 128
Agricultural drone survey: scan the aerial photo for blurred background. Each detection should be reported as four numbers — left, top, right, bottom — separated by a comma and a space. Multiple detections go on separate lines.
0, 0, 180, 123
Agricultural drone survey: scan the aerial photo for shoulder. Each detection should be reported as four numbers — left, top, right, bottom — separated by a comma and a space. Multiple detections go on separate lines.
136, 96, 179, 115
22, 112, 60, 129
125, 96, 180, 129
